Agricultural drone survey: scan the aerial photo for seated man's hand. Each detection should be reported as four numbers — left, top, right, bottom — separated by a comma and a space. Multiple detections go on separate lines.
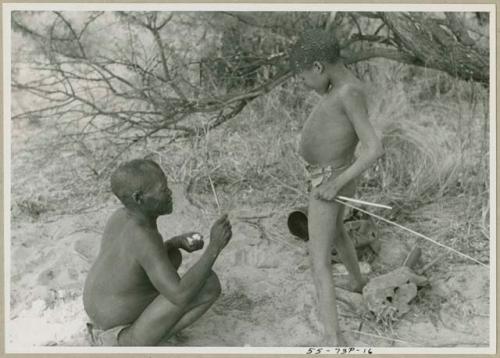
178, 232, 204, 253
209, 214, 232, 252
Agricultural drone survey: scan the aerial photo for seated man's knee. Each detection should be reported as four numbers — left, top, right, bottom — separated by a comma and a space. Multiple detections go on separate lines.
202, 272, 221, 302
167, 247, 182, 269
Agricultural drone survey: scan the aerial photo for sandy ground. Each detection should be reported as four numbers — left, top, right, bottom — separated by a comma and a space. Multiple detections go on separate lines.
8, 184, 490, 349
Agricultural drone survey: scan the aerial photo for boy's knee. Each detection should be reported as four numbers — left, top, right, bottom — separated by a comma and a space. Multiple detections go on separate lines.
333, 230, 348, 246
314, 262, 332, 276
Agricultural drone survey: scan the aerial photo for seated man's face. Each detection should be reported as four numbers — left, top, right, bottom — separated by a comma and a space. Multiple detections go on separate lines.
142, 172, 173, 215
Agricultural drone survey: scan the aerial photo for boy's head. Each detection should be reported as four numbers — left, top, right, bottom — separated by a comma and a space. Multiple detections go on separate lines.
111, 159, 173, 215
289, 29, 341, 73
289, 29, 341, 93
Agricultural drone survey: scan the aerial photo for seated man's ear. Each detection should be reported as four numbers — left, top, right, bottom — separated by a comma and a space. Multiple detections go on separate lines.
312, 61, 324, 73
132, 191, 144, 205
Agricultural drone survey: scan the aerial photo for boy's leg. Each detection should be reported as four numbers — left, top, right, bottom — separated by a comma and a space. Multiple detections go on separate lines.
118, 272, 221, 346
333, 181, 367, 293
307, 194, 346, 346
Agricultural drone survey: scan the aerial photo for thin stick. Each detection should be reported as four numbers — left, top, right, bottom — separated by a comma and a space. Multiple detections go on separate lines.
337, 195, 392, 210
203, 125, 221, 214
336, 199, 488, 268
207, 174, 221, 213
418, 252, 448, 275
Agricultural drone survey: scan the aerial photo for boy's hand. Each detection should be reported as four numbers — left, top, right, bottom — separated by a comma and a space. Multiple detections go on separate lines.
178, 232, 204, 253
314, 181, 340, 201
209, 214, 232, 252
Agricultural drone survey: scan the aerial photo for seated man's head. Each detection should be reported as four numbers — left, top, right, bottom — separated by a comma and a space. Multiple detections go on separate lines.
289, 29, 341, 93
110, 159, 173, 216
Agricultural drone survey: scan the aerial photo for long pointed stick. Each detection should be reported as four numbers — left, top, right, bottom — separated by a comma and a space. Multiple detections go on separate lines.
337, 195, 392, 210
336, 199, 488, 268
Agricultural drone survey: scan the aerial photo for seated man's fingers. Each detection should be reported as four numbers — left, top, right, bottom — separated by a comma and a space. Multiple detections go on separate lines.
214, 217, 223, 225
215, 216, 228, 227
193, 240, 204, 250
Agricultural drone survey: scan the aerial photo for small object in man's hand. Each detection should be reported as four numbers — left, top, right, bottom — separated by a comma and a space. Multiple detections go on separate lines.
186, 233, 203, 245
192, 233, 202, 240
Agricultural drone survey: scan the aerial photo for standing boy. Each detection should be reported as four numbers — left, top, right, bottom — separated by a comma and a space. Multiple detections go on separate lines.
83, 159, 232, 346
289, 30, 384, 345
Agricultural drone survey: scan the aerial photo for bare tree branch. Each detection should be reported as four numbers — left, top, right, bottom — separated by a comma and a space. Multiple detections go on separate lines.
11, 10, 489, 170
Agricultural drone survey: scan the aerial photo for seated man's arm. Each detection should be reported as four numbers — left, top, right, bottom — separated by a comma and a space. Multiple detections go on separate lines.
165, 232, 203, 252
135, 230, 222, 307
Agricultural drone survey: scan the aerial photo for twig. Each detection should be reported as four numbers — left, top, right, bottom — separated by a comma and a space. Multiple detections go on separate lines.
243, 219, 306, 255
417, 252, 448, 275
207, 174, 221, 213
203, 125, 221, 214
234, 214, 273, 220
265, 171, 307, 198
336, 199, 488, 268
343, 329, 420, 346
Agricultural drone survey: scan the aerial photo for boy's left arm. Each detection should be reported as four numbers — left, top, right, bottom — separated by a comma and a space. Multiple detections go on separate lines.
316, 86, 384, 201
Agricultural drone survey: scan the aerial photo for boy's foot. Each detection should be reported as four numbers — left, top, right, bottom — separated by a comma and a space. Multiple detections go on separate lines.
323, 332, 348, 347
337, 333, 348, 347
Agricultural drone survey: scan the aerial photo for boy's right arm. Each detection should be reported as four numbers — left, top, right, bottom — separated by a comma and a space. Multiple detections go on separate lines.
135, 215, 232, 307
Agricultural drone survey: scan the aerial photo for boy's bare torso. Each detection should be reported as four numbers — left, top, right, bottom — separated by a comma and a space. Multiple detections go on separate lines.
83, 209, 161, 329
300, 84, 366, 167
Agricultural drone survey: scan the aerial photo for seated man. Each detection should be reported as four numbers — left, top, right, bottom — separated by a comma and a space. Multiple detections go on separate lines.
83, 159, 232, 346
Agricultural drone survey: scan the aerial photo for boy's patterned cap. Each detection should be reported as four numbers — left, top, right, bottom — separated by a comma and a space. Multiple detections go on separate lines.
289, 29, 340, 73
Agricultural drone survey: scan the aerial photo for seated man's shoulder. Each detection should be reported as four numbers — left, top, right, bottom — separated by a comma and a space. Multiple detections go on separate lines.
107, 210, 162, 245
129, 222, 162, 242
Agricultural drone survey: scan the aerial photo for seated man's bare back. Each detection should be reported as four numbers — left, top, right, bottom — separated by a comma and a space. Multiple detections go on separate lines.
84, 209, 167, 328
83, 159, 232, 346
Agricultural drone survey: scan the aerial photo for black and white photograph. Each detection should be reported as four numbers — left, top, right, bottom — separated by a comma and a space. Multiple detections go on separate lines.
4, 3, 496, 354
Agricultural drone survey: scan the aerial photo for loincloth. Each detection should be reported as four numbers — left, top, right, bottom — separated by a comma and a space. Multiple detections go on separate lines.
86, 322, 130, 346
304, 160, 353, 190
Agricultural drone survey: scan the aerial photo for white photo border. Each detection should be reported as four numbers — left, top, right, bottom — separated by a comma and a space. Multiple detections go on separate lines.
3, 2, 496, 354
